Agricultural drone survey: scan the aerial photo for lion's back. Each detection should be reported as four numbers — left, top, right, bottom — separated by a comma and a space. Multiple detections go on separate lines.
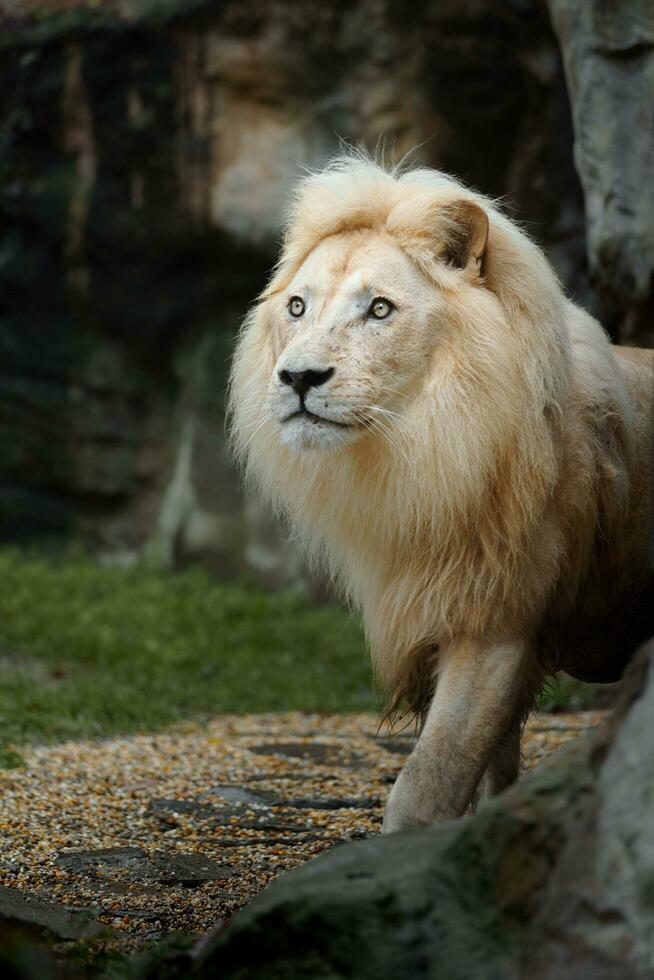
538, 339, 653, 684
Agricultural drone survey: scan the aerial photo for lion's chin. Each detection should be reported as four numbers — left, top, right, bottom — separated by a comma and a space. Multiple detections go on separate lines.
279, 414, 359, 453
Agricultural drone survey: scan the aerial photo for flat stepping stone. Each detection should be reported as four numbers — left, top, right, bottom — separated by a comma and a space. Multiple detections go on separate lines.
283, 797, 381, 810
210, 785, 279, 806
147, 792, 380, 821
146, 796, 303, 831
55, 847, 235, 887
147, 799, 220, 820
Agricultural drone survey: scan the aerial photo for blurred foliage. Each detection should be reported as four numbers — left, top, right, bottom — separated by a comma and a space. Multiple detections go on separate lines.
537, 673, 610, 713
0, 550, 605, 759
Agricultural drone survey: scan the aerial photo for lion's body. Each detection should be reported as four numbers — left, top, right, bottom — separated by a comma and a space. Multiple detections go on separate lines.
537, 341, 653, 683
230, 156, 654, 829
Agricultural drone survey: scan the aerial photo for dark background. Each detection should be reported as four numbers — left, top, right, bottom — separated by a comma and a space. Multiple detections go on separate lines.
1, 0, 653, 587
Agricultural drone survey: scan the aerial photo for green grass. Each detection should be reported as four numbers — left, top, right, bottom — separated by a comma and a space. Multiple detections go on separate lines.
0, 549, 377, 748
537, 673, 609, 713
0, 549, 602, 757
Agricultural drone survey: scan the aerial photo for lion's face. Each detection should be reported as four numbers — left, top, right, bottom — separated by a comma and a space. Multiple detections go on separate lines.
266, 231, 442, 452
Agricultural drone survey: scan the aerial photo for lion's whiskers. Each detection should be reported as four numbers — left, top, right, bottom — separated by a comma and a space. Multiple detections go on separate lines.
362, 411, 413, 472
241, 411, 272, 452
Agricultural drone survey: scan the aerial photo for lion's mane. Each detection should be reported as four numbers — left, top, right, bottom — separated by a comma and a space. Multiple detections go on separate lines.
229, 156, 633, 711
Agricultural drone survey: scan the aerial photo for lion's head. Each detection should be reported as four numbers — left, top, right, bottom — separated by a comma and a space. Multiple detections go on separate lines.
264, 199, 489, 453
231, 155, 569, 504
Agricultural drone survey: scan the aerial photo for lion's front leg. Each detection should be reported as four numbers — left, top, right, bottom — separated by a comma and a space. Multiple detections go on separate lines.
382, 639, 527, 833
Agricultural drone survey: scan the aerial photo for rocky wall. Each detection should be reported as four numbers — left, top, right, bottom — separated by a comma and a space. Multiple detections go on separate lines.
547, 0, 654, 347
0, 0, 636, 582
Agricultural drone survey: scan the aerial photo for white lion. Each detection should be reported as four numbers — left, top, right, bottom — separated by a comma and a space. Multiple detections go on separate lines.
229, 155, 654, 832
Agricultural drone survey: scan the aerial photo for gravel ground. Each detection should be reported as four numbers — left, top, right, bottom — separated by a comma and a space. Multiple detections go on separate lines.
0, 710, 606, 948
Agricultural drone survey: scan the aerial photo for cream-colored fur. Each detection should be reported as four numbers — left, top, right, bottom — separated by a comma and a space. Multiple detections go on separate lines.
229, 155, 654, 831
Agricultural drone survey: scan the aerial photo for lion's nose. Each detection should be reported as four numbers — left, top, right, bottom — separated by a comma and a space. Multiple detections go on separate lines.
278, 367, 335, 397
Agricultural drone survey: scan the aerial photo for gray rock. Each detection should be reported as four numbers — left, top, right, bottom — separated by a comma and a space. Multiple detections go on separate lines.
547, 0, 654, 344
147, 799, 227, 825
0, 885, 114, 941
147, 789, 293, 832
595, 652, 654, 972
209, 785, 280, 807
283, 797, 381, 811
55, 846, 235, 886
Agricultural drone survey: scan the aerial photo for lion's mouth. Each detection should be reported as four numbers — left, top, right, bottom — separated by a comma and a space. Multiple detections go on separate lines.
283, 408, 350, 428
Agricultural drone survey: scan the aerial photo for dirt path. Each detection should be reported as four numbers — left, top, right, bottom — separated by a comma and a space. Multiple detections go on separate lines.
0, 711, 606, 947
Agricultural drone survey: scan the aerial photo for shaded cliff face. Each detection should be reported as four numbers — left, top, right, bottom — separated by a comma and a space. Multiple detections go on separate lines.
0, 0, 611, 579
547, 0, 654, 348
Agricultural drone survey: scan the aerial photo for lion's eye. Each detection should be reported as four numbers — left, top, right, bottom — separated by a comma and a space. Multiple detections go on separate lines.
288, 296, 305, 318
369, 297, 394, 320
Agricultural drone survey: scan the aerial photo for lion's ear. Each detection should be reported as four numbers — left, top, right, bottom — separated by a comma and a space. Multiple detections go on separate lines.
439, 200, 489, 275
